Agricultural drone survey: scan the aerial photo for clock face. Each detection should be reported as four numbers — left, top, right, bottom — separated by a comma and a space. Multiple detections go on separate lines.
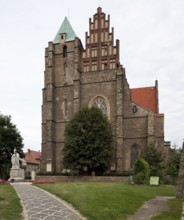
92, 98, 107, 115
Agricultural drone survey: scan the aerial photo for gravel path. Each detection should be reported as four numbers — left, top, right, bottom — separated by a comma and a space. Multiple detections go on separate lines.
127, 196, 174, 220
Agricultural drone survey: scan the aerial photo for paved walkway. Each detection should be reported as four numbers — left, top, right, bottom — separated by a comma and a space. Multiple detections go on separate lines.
12, 183, 180, 220
127, 196, 174, 220
12, 183, 86, 220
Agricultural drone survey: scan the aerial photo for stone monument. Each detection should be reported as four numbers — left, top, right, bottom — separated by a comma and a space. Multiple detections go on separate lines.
9, 148, 25, 182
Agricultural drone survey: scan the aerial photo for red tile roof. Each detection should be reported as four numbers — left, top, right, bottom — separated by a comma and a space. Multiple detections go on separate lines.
24, 150, 41, 165
130, 80, 159, 114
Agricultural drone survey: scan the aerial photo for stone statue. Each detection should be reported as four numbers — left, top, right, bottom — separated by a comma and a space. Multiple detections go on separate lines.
11, 148, 20, 169
9, 148, 25, 182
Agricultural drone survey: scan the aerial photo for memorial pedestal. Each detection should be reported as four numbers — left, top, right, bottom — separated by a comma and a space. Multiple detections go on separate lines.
9, 168, 25, 182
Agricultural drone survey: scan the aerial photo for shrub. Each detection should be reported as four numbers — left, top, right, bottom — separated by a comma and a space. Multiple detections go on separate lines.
133, 157, 150, 184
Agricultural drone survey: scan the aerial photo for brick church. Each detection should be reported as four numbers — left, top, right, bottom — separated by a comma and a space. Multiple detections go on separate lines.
41, 7, 170, 173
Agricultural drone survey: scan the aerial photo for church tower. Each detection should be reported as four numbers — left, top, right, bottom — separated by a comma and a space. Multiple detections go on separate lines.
41, 7, 167, 173
41, 17, 83, 172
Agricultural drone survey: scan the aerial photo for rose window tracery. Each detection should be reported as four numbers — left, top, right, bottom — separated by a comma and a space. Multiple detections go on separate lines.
91, 97, 108, 115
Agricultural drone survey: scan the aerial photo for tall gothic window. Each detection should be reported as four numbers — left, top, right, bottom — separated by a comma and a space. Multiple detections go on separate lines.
104, 63, 108, 70
131, 144, 140, 169
93, 98, 107, 115
63, 46, 67, 58
89, 96, 110, 118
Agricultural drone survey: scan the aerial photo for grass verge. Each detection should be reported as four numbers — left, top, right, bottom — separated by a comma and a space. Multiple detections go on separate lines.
36, 182, 176, 220
0, 184, 22, 220
151, 198, 182, 220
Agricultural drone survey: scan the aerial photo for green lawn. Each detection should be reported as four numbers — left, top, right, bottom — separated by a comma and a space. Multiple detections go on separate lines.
36, 182, 178, 220
0, 184, 23, 220
151, 198, 182, 220
0, 182, 181, 220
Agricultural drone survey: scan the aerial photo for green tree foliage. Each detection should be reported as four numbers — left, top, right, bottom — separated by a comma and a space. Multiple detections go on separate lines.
0, 113, 24, 179
133, 157, 150, 184
63, 106, 113, 175
165, 148, 181, 184
143, 144, 164, 179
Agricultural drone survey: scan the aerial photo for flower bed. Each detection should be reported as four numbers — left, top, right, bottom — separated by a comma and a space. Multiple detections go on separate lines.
32, 180, 55, 184
0, 179, 8, 184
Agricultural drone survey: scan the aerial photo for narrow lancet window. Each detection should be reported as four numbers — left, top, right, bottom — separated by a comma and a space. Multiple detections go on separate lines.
64, 63, 67, 83
63, 46, 67, 58
131, 144, 140, 169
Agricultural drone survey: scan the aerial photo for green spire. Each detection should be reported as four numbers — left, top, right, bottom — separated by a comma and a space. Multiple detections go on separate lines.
53, 17, 77, 44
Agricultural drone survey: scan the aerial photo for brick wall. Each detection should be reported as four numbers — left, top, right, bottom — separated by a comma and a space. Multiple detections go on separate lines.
36, 175, 129, 182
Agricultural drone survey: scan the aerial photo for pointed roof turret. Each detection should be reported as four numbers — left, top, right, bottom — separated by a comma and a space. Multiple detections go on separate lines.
53, 17, 77, 44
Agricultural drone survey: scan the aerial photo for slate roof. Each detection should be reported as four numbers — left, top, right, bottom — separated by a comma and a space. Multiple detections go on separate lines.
53, 17, 77, 44
130, 80, 159, 114
24, 150, 41, 165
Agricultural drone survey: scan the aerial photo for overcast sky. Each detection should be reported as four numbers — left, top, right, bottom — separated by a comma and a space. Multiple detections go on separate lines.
0, 0, 184, 152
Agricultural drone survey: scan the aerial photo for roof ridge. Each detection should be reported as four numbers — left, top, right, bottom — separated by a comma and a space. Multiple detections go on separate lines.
131, 85, 156, 90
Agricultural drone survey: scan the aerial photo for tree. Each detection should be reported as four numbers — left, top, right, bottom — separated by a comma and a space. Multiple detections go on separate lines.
0, 113, 24, 179
165, 147, 181, 184
63, 106, 113, 175
143, 144, 164, 179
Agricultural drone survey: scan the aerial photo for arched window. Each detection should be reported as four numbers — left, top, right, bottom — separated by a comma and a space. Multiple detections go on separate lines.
131, 144, 140, 169
104, 63, 108, 70
63, 46, 67, 58
92, 98, 107, 115
89, 95, 110, 118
